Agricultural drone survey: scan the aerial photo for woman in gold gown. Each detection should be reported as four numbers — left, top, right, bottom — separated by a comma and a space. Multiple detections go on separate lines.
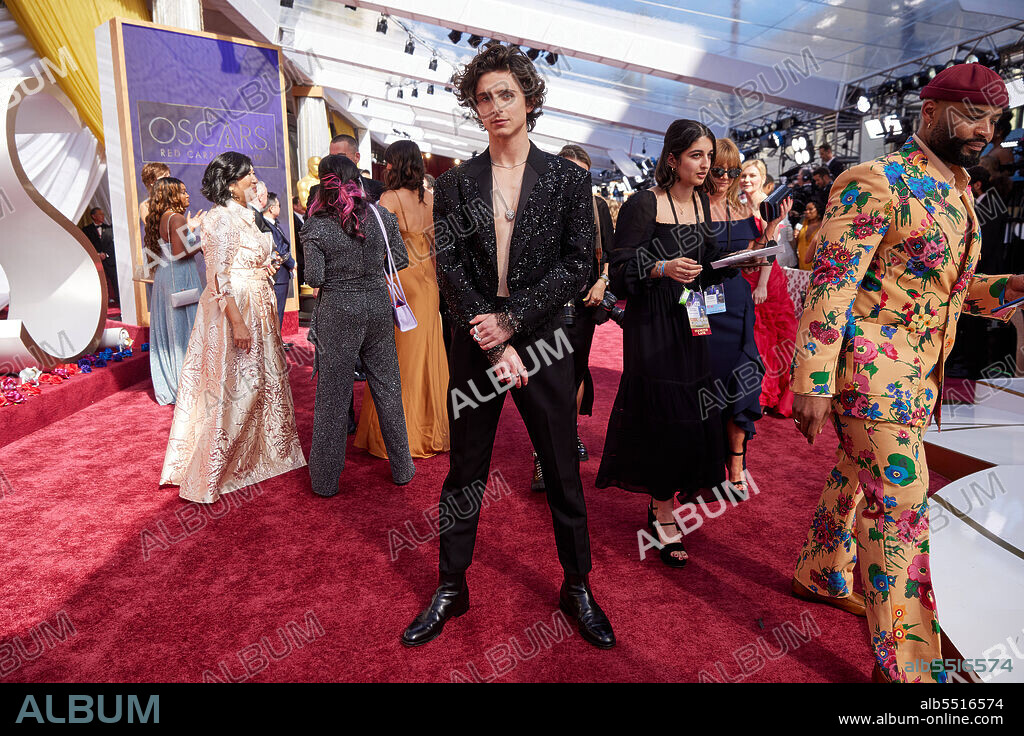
161, 152, 306, 503
355, 140, 450, 458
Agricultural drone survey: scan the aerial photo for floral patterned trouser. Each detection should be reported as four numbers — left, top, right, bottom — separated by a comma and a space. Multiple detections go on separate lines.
793, 415, 944, 683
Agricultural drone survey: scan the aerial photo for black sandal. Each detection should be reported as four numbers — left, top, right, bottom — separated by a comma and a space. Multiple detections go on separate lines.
647, 504, 688, 568
724, 436, 751, 502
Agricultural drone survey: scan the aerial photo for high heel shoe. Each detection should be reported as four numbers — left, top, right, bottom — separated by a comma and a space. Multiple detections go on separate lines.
647, 503, 688, 568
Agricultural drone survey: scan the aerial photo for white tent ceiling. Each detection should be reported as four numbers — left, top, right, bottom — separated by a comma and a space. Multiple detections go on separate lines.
211, 0, 1024, 171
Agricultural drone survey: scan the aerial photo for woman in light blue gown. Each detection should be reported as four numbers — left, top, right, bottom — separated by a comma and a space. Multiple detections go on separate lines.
144, 177, 204, 405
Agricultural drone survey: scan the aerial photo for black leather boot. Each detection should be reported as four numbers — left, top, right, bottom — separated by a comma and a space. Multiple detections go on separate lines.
400, 573, 468, 647
559, 573, 615, 649
530, 452, 545, 492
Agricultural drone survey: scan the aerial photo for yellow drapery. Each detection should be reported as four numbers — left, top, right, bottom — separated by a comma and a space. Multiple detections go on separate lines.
6, 0, 151, 143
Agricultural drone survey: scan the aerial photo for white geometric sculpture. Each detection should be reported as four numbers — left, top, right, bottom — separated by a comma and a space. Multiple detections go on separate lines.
0, 77, 105, 373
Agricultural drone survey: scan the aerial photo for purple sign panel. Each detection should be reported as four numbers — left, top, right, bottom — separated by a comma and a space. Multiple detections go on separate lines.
121, 22, 291, 244
137, 100, 278, 168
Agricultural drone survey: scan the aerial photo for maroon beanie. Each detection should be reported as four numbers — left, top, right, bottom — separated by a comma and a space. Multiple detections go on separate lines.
920, 63, 1008, 107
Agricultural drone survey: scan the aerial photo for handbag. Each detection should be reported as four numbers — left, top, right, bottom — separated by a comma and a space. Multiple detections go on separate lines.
368, 204, 417, 332
166, 225, 200, 308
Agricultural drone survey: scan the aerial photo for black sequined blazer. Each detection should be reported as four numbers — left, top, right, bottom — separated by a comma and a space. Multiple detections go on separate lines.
433, 142, 594, 343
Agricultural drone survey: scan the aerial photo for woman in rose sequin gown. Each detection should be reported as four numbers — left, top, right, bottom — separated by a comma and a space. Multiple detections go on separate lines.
160, 152, 306, 503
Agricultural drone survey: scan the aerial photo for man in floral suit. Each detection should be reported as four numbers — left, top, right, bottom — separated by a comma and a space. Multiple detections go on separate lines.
789, 64, 1024, 683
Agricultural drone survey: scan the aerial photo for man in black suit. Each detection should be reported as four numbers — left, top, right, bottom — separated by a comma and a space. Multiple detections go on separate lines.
82, 207, 119, 306
811, 165, 833, 212
263, 192, 296, 345
292, 195, 305, 285
818, 142, 845, 180
401, 42, 614, 650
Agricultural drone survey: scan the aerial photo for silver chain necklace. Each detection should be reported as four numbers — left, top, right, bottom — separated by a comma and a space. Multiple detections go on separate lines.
491, 160, 527, 169
491, 168, 522, 222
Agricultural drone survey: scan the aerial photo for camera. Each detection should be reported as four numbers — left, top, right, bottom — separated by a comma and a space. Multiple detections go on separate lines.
594, 290, 625, 327
759, 184, 793, 223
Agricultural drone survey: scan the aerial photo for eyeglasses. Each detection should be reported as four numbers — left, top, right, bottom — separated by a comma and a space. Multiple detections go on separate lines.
710, 167, 742, 179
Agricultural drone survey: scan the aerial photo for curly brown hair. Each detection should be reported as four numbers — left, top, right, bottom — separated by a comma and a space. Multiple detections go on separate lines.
383, 139, 426, 203
451, 41, 546, 132
144, 177, 189, 260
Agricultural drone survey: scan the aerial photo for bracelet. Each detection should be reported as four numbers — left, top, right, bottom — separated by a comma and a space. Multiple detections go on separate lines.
658, 261, 666, 277
600, 273, 610, 285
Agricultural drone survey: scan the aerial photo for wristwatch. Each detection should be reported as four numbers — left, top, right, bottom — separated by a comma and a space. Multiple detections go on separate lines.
599, 273, 610, 285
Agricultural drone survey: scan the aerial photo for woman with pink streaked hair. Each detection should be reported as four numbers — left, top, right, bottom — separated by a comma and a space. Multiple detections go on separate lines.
302, 153, 415, 495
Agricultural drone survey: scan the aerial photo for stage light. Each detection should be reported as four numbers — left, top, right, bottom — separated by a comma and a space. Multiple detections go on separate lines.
361, 98, 369, 108
411, 86, 418, 98
428, 57, 438, 71
454, 159, 462, 165
424, 152, 431, 159
397, 89, 403, 99
791, 135, 808, 150
926, 64, 942, 79
899, 73, 919, 91
376, 16, 388, 34
448, 30, 462, 44
546, 52, 558, 65
769, 121, 778, 132
526, 48, 540, 61
405, 39, 415, 55
427, 84, 434, 94
856, 95, 870, 113
444, 86, 452, 93
468, 35, 484, 48
768, 131, 782, 148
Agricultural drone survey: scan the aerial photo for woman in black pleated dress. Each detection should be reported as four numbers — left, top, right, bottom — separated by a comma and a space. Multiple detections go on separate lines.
596, 119, 734, 567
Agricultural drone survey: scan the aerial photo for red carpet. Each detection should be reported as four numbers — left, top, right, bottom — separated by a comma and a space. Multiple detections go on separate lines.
0, 321, 949, 682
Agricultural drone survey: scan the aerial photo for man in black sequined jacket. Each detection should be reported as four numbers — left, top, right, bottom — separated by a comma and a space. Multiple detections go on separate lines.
400, 41, 615, 650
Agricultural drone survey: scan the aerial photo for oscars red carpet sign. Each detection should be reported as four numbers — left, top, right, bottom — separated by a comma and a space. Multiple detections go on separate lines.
96, 19, 295, 326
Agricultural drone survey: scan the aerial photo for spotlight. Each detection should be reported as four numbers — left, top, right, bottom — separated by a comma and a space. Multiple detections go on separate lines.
428, 57, 438, 71
856, 95, 870, 113
791, 134, 808, 150
926, 64, 942, 79
427, 84, 434, 94
448, 30, 462, 44
966, 52, 980, 64
526, 48, 540, 61
361, 97, 369, 108
454, 159, 462, 165
397, 89, 403, 99
424, 152, 431, 159
468, 35, 484, 48
769, 121, 778, 132
899, 73, 919, 91
376, 16, 388, 34
411, 86, 418, 98
405, 39, 415, 55
943, 58, 959, 69
545, 51, 558, 65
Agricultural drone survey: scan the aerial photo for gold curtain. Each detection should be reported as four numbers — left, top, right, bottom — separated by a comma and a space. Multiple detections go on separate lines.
6, 0, 151, 143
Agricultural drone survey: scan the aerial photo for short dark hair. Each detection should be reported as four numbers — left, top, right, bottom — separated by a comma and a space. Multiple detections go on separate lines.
383, 139, 427, 203
654, 119, 717, 194
558, 144, 591, 169
331, 134, 357, 151
90, 207, 103, 216
292, 195, 300, 206
451, 41, 546, 132
968, 165, 991, 191
995, 112, 1012, 139
812, 166, 831, 179
818, 143, 832, 152
265, 192, 279, 209
201, 151, 254, 206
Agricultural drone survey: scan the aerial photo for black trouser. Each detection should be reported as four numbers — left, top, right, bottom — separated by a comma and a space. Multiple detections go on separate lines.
438, 317, 592, 575
102, 259, 120, 305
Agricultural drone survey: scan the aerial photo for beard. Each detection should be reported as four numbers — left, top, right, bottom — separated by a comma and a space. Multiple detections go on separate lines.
927, 124, 987, 167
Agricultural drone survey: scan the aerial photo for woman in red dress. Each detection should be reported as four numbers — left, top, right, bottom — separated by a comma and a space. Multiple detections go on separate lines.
738, 159, 798, 417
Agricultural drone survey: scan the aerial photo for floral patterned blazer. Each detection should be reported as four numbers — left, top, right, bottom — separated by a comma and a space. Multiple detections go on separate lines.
790, 137, 1016, 427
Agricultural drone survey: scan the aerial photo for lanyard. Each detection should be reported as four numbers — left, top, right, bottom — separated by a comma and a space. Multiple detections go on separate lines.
665, 189, 703, 292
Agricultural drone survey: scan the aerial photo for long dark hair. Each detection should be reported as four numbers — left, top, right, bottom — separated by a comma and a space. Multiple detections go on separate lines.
654, 119, 716, 195
144, 177, 188, 259
383, 140, 427, 203
201, 151, 253, 206
308, 153, 368, 241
